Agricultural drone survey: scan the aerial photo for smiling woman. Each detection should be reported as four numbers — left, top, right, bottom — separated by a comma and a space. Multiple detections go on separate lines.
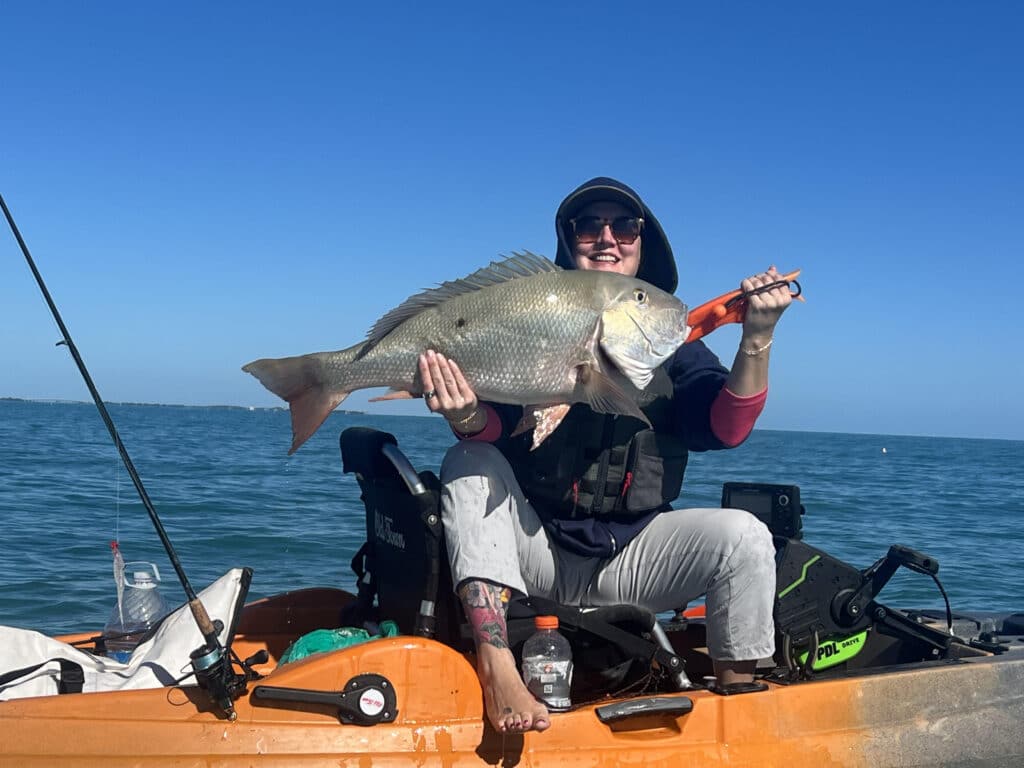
411, 176, 798, 733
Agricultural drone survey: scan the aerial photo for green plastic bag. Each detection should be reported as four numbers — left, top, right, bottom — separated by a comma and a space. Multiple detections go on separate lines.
277, 620, 400, 666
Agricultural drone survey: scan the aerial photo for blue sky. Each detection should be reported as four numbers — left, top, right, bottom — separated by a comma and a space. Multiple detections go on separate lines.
2, 2, 1022, 440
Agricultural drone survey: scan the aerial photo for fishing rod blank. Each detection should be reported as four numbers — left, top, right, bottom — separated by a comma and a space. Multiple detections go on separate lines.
0, 192, 243, 718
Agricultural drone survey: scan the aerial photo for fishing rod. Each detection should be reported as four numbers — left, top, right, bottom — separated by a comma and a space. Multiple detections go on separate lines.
0, 193, 245, 720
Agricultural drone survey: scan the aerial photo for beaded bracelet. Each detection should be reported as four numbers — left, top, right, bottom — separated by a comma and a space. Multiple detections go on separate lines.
742, 338, 773, 357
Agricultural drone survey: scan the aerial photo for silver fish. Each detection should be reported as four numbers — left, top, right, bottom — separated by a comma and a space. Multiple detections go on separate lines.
243, 252, 689, 453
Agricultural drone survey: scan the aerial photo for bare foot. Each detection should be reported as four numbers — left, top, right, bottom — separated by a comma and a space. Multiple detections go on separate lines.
476, 643, 550, 733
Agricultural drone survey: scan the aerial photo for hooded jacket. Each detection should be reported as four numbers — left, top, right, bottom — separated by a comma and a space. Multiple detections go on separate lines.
491, 178, 731, 558
554, 176, 678, 295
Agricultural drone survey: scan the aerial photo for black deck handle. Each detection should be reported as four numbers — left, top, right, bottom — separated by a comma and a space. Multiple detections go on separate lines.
595, 696, 693, 724
253, 673, 398, 725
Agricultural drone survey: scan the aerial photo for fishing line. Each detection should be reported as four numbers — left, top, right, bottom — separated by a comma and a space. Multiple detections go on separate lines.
112, 448, 123, 623
1, 192, 244, 718
113, 446, 121, 542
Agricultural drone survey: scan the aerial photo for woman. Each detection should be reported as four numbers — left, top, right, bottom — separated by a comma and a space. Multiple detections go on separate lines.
418, 177, 792, 733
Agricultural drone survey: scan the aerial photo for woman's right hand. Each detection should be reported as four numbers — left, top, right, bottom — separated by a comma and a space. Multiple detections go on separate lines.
418, 350, 484, 432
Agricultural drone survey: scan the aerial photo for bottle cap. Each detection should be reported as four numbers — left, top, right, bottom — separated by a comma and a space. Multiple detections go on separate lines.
121, 561, 162, 588
534, 615, 559, 630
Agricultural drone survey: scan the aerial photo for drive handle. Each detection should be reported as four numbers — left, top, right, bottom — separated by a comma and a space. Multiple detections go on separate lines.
595, 696, 693, 724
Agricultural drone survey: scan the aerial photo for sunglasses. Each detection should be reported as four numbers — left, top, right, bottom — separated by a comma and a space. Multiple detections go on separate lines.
570, 215, 644, 245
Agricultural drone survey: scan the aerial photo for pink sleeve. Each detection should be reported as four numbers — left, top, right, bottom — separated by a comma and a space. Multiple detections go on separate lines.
710, 387, 767, 447
451, 403, 503, 443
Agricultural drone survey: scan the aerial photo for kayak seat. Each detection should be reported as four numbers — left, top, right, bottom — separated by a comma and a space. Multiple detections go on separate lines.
339, 426, 463, 646
338, 426, 697, 698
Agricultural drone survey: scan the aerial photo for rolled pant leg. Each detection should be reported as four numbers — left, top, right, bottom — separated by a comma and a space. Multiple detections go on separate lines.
584, 507, 776, 661
439, 441, 559, 597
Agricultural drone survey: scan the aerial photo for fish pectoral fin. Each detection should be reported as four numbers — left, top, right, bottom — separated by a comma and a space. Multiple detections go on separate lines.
575, 365, 651, 425
368, 388, 416, 402
511, 404, 572, 449
510, 411, 537, 437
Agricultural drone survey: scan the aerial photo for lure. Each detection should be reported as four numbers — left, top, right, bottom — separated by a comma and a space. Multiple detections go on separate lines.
111, 540, 126, 628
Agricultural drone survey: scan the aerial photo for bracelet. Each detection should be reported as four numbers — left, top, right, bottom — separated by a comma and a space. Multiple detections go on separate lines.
452, 407, 482, 428
742, 338, 773, 357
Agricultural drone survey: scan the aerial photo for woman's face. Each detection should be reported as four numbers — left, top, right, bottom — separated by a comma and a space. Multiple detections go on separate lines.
570, 201, 642, 277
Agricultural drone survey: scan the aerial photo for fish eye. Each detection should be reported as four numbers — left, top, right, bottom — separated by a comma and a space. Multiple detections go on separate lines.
633, 288, 647, 303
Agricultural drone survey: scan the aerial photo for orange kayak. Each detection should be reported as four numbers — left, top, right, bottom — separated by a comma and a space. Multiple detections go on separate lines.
1, 582, 1022, 767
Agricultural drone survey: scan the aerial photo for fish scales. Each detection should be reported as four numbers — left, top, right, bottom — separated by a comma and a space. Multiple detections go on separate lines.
244, 253, 688, 453
356, 271, 604, 401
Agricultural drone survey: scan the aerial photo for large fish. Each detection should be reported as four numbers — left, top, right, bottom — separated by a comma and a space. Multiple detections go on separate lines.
243, 252, 689, 453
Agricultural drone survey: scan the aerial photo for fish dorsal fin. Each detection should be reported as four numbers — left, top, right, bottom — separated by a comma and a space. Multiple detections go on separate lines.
366, 251, 559, 345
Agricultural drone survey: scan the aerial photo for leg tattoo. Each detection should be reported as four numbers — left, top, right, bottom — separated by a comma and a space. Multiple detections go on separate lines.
459, 580, 512, 649
458, 580, 551, 733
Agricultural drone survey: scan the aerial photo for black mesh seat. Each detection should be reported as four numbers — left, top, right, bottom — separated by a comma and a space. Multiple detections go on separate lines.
339, 426, 462, 645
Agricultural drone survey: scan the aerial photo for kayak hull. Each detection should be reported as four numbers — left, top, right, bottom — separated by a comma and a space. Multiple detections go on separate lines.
2, 588, 1023, 767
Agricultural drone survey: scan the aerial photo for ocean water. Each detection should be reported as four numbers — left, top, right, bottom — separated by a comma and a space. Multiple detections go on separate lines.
1, 399, 1022, 636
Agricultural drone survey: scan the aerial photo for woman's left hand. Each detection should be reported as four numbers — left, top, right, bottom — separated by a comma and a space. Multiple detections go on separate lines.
740, 266, 792, 340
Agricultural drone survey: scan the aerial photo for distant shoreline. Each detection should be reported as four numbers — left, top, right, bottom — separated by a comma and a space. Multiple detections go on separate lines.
0, 396, 364, 415
2, 397, 1020, 442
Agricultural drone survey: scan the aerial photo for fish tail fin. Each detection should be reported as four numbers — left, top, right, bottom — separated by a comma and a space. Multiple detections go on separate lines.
242, 347, 359, 454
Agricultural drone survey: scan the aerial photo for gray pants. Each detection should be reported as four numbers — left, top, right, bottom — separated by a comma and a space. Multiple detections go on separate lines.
440, 441, 776, 661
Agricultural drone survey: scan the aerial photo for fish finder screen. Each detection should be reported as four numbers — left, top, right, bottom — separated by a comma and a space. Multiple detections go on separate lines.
725, 489, 774, 519
721, 482, 803, 540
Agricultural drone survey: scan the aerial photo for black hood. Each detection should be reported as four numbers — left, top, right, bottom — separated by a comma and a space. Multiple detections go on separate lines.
554, 176, 677, 293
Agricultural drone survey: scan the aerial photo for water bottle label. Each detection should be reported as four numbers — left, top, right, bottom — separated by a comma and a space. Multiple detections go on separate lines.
523, 658, 573, 710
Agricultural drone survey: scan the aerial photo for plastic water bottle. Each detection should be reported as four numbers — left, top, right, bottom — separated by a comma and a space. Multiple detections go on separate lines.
521, 615, 573, 711
102, 562, 170, 663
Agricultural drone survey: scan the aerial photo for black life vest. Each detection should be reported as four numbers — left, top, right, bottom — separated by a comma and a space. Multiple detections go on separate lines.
498, 367, 688, 524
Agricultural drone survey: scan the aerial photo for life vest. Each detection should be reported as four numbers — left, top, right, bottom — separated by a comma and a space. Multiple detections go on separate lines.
499, 367, 688, 525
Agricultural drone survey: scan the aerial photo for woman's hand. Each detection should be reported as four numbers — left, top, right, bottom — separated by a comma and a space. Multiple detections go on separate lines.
740, 265, 792, 344
418, 350, 482, 430
723, 266, 793, 396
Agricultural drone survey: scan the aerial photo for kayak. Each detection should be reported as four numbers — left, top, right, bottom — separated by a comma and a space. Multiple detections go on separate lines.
1, 586, 1022, 766
1, 426, 1022, 768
